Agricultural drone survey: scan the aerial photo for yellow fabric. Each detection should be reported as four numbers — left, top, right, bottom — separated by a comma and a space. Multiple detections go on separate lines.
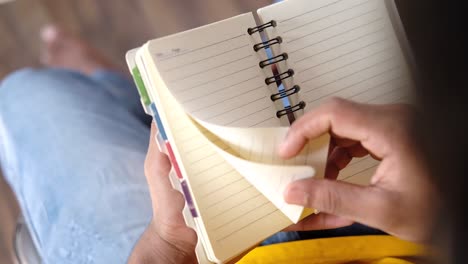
238, 235, 424, 264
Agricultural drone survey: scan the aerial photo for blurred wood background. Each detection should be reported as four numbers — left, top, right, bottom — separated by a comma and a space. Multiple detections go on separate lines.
0, 0, 272, 79
0, 0, 272, 263
0, 170, 19, 264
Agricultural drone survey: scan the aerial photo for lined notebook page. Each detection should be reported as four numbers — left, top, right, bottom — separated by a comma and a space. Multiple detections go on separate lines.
147, 13, 279, 128
193, 121, 329, 222
258, 0, 414, 185
139, 14, 294, 263
145, 9, 329, 189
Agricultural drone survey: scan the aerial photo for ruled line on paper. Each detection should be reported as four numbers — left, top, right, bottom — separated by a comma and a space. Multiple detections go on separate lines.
347, 157, 369, 166
167, 55, 253, 83
162, 43, 250, 73
191, 85, 264, 113
189, 147, 229, 165
251, 117, 278, 127
306, 71, 403, 105
287, 8, 379, 44
204, 96, 267, 121
192, 158, 227, 177
212, 199, 272, 231
144, 13, 297, 251
179, 133, 202, 144
216, 208, 279, 242
279, 0, 344, 23
364, 85, 408, 103
347, 75, 405, 100
195, 164, 238, 185
202, 185, 257, 214
158, 34, 246, 62
205, 186, 255, 209
297, 38, 390, 73
171, 65, 257, 91
290, 19, 384, 55
302, 56, 398, 87
181, 75, 260, 104
207, 193, 264, 220
200, 176, 245, 199
293, 26, 386, 63
184, 138, 222, 155
195, 166, 236, 188
283, 0, 372, 34
224, 104, 273, 126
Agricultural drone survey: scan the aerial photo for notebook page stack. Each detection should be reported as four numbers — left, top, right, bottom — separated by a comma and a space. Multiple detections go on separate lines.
126, 0, 414, 262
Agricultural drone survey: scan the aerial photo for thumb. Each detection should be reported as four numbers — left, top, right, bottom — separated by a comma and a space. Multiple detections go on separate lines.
284, 178, 395, 230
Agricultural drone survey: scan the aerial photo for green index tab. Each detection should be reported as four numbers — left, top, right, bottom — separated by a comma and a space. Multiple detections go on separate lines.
132, 66, 151, 106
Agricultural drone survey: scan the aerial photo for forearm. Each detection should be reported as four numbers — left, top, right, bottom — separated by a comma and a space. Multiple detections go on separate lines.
128, 222, 197, 264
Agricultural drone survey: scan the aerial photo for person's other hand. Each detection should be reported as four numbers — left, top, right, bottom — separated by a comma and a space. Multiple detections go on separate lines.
128, 123, 197, 264
280, 98, 437, 242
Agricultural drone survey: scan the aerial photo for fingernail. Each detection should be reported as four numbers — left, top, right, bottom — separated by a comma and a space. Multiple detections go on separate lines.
284, 186, 309, 206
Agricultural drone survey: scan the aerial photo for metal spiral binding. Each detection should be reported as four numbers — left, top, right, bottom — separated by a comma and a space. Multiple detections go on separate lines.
276, 101, 306, 118
259, 53, 288, 68
265, 69, 294, 85
249, 20, 306, 119
271, 85, 301, 102
253, 37, 282, 52
247, 20, 277, 35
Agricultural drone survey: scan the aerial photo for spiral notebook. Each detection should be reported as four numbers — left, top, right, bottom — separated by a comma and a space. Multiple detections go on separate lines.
126, 0, 414, 262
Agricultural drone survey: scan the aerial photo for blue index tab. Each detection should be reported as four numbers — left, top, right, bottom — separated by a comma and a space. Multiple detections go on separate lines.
150, 103, 168, 141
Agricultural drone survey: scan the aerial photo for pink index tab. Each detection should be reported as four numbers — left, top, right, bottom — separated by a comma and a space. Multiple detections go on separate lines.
165, 142, 183, 179
163, 142, 198, 217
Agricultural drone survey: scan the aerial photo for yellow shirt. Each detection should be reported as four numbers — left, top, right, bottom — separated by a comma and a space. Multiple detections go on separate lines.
238, 235, 425, 264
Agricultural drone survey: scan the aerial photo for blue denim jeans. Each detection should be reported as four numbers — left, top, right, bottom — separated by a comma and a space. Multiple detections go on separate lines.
0, 68, 383, 263
0, 69, 153, 263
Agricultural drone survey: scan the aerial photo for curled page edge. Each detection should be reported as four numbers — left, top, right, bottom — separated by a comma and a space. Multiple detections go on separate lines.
214, 145, 314, 224
187, 117, 316, 223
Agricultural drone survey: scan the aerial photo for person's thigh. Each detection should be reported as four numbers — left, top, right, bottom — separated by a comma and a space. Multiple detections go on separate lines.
0, 68, 151, 263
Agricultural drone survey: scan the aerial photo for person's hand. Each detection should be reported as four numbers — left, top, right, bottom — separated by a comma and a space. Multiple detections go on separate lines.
280, 98, 438, 242
128, 123, 197, 264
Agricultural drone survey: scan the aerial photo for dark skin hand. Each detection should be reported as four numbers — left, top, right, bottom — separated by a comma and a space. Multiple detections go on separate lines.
129, 98, 437, 264
128, 123, 197, 264
282, 98, 438, 242
128, 124, 250, 264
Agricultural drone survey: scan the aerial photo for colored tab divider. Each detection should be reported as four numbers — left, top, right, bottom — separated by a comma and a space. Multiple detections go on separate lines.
131, 68, 199, 218
150, 103, 168, 141
150, 102, 198, 218
132, 67, 151, 106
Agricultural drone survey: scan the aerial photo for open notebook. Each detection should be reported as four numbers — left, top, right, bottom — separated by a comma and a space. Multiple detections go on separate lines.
126, 0, 414, 262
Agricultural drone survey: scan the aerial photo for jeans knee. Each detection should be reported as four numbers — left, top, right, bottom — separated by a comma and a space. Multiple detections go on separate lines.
1, 67, 37, 88
0, 68, 94, 110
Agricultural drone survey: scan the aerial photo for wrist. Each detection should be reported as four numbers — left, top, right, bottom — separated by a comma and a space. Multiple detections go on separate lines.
128, 220, 197, 264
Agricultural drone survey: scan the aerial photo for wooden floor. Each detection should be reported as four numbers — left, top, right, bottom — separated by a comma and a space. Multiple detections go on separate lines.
0, 0, 271, 263
0, 170, 19, 264
0, 0, 272, 79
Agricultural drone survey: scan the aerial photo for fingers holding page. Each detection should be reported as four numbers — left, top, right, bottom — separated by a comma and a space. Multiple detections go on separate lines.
279, 98, 381, 159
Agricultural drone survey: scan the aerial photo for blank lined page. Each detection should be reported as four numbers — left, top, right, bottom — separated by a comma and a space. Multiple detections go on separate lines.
141, 57, 291, 263
147, 13, 279, 128
139, 13, 293, 263
258, 0, 414, 185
